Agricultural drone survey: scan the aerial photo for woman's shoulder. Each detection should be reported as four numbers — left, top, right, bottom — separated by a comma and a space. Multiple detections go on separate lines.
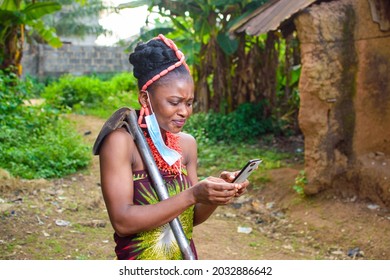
178, 132, 197, 164
100, 127, 134, 154
178, 132, 196, 146
106, 127, 132, 140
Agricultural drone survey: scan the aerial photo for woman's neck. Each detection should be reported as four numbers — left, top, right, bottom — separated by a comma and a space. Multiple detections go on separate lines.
161, 129, 167, 142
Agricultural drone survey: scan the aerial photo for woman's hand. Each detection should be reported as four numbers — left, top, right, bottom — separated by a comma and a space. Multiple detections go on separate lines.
219, 170, 250, 197
192, 176, 239, 205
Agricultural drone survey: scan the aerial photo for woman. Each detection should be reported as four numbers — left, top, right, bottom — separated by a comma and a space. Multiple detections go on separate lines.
96, 34, 249, 260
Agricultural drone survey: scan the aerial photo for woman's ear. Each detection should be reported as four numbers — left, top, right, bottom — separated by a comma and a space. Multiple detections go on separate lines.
138, 90, 149, 107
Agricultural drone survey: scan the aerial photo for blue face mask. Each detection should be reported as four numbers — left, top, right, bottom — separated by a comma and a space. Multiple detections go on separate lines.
144, 99, 181, 167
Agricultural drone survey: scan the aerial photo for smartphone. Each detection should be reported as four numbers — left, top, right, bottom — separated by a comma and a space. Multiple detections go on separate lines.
232, 159, 262, 183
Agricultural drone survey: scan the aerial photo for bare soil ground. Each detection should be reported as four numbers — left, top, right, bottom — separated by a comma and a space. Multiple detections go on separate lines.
1, 114, 389, 260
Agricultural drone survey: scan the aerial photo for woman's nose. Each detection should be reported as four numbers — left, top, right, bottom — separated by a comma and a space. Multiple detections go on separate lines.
177, 103, 191, 117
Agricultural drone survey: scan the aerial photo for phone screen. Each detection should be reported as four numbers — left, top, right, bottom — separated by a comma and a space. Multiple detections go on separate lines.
233, 159, 262, 183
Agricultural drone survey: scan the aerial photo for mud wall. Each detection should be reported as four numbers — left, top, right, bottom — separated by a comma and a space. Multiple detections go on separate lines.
295, 0, 390, 207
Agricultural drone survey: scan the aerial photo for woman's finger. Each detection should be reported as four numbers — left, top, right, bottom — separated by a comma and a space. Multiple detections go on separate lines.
219, 171, 236, 182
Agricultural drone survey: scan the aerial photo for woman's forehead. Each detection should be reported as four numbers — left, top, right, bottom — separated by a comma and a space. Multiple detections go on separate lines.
148, 85, 193, 104
154, 79, 194, 94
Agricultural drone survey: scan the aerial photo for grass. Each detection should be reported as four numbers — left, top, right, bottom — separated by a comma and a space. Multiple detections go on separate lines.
197, 142, 292, 181
196, 143, 292, 193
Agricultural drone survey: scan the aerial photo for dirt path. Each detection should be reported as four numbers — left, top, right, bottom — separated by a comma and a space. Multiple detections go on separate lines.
1, 114, 389, 260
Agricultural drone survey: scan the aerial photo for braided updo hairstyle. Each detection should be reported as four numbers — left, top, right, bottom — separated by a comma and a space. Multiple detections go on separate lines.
129, 35, 192, 93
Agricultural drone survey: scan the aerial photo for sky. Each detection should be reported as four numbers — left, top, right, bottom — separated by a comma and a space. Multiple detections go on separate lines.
95, 0, 150, 46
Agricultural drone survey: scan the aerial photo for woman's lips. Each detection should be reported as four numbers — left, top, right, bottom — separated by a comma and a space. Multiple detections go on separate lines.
173, 119, 186, 127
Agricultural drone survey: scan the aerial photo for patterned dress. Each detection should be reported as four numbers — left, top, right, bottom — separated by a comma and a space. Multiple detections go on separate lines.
113, 170, 198, 260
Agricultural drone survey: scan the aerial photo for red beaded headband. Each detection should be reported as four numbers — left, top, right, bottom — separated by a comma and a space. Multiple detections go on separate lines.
141, 34, 190, 91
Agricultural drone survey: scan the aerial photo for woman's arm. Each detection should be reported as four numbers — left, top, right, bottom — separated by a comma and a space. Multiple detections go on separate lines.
181, 133, 250, 226
180, 133, 235, 226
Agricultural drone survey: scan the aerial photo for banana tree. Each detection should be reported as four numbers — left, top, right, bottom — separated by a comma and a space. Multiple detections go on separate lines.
0, 0, 62, 75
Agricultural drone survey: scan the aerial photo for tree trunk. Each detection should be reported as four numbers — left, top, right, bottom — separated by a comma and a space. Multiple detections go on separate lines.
1, 24, 24, 76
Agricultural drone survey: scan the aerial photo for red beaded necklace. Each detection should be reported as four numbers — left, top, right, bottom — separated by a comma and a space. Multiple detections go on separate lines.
143, 130, 183, 176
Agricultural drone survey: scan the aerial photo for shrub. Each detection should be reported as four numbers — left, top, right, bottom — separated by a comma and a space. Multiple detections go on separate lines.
0, 118, 90, 179
94, 72, 140, 118
0, 70, 30, 116
184, 101, 276, 144
41, 73, 140, 118
292, 170, 307, 196
0, 69, 91, 179
22, 75, 46, 97
109, 72, 137, 93
42, 75, 108, 110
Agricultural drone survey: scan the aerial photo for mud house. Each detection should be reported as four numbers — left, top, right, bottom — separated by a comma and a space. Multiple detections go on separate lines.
231, 0, 390, 208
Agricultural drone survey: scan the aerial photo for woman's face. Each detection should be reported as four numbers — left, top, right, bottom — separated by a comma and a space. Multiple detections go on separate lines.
147, 78, 194, 134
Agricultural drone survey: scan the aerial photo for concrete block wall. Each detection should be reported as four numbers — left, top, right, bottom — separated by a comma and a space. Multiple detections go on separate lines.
22, 43, 132, 78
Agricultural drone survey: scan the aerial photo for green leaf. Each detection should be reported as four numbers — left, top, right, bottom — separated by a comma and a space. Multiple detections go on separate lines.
217, 32, 238, 55
170, 17, 188, 33
290, 65, 301, 86
195, 20, 211, 43
0, 0, 19, 11
0, 10, 21, 24
29, 19, 62, 48
23, 2, 61, 21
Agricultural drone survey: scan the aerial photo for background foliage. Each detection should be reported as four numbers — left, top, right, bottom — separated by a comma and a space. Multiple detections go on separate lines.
184, 101, 275, 144
42, 72, 140, 118
0, 69, 91, 179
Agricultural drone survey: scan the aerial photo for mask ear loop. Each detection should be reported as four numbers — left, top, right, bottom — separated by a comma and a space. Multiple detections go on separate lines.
145, 91, 155, 114
138, 91, 151, 128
